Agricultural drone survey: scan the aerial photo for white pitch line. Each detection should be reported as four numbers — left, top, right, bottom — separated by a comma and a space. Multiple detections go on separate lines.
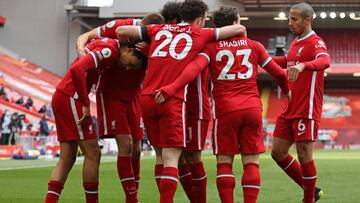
0, 156, 154, 171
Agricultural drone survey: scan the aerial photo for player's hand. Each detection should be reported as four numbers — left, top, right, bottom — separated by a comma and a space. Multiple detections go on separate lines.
78, 105, 91, 125
77, 47, 89, 59
286, 91, 292, 102
155, 90, 166, 104
135, 42, 150, 56
287, 63, 305, 81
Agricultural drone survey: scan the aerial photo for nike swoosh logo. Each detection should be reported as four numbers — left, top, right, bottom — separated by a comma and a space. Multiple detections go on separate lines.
129, 191, 137, 195
298, 131, 305, 136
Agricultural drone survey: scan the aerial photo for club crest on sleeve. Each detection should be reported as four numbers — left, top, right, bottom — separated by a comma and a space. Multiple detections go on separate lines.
106, 21, 116, 28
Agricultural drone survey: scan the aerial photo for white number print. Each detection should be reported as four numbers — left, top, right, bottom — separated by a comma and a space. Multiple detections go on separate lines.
217, 49, 253, 80
151, 30, 193, 60
297, 119, 306, 136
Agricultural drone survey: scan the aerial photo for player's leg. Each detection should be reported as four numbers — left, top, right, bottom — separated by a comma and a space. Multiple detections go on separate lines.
115, 134, 138, 203
161, 147, 182, 203
239, 108, 265, 203
129, 96, 143, 190
183, 119, 209, 203
78, 139, 101, 203
293, 119, 320, 203
132, 139, 141, 190
213, 112, 241, 203
178, 153, 195, 202
139, 95, 162, 191
158, 98, 185, 203
271, 116, 303, 187
241, 154, 261, 203
296, 141, 317, 203
154, 146, 163, 191
45, 141, 78, 203
216, 155, 235, 203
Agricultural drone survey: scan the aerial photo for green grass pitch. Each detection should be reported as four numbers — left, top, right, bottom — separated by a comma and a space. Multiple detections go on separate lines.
0, 150, 360, 202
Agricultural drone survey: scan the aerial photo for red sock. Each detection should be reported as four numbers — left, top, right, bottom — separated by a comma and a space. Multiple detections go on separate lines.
83, 182, 98, 203
277, 154, 303, 187
45, 180, 64, 203
302, 160, 317, 203
179, 164, 195, 202
155, 164, 163, 192
117, 156, 138, 203
132, 158, 140, 190
241, 163, 261, 203
189, 161, 207, 203
216, 163, 235, 203
159, 167, 178, 203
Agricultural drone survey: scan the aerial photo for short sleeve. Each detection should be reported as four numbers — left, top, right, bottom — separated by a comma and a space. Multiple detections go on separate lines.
254, 41, 271, 68
89, 43, 119, 70
198, 47, 211, 63
97, 19, 136, 38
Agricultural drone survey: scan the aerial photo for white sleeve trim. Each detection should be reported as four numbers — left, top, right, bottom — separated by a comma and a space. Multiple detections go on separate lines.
315, 52, 330, 59
138, 26, 143, 40
261, 56, 272, 68
89, 52, 98, 68
215, 28, 220, 40
97, 27, 101, 38
199, 53, 210, 63
133, 19, 141, 26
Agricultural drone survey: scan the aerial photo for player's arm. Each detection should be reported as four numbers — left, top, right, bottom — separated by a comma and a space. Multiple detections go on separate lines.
262, 59, 289, 94
217, 24, 247, 40
256, 41, 290, 96
115, 26, 144, 44
302, 54, 331, 71
155, 53, 210, 104
69, 53, 98, 107
76, 29, 98, 58
272, 56, 287, 69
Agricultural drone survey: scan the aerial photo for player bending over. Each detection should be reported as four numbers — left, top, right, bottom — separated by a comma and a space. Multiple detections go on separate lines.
76, 13, 163, 203
44, 38, 144, 203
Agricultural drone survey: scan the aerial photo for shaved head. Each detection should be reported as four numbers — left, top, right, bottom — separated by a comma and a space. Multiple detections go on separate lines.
291, 2, 314, 19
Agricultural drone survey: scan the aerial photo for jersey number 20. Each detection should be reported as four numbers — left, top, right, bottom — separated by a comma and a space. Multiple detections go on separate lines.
151, 30, 193, 60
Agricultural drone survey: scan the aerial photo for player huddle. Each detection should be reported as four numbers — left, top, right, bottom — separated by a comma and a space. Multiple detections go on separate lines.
44, 1, 330, 203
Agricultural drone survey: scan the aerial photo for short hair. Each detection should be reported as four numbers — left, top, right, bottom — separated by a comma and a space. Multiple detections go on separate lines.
142, 13, 165, 26
160, 1, 182, 23
180, 0, 209, 23
291, 2, 314, 19
213, 6, 239, 28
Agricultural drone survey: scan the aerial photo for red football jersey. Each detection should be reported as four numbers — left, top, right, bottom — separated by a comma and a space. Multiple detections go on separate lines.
95, 18, 145, 101
56, 38, 119, 105
201, 37, 277, 118
97, 18, 140, 38
186, 68, 211, 120
281, 31, 330, 121
139, 23, 219, 100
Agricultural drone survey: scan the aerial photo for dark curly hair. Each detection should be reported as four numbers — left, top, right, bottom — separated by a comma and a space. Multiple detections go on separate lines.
142, 12, 165, 26
160, 1, 182, 23
213, 6, 239, 28
180, 0, 209, 23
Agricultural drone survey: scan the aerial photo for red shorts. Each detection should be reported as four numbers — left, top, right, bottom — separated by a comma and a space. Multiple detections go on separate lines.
185, 119, 209, 151
273, 116, 318, 142
52, 90, 96, 142
96, 92, 132, 138
212, 108, 265, 155
140, 95, 185, 148
129, 95, 144, 141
